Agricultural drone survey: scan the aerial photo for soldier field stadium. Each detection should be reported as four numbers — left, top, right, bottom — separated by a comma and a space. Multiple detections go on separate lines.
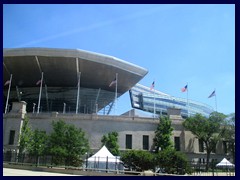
3, 47, 230, 166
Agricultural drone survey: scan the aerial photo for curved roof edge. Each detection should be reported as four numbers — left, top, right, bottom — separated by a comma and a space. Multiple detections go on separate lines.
3, 47, 148, 77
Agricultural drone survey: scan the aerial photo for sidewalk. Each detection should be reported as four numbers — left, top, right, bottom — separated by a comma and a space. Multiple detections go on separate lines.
3, 168, 81, 176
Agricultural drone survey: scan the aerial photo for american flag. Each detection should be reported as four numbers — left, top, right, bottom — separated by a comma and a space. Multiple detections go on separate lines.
109, 78, 117, 87
150, 81, 155, 90
181, 85, 188, 92
4, 80, 11, 86
36, 79, 42, 86
208, 90, 216, 98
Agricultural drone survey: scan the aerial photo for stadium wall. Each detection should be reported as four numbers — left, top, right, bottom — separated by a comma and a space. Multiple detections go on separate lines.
3, 101, 229, 162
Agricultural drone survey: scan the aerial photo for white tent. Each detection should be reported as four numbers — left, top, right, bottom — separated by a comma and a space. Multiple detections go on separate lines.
85, 145, 123, 171
216, 158, 235, 167
87, 145, 121, 163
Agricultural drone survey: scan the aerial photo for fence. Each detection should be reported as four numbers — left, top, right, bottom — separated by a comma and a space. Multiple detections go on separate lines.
3, 152, 56, 167
189, 160, 235, 176
3, 152, 124, 172
3, 152, 235, 176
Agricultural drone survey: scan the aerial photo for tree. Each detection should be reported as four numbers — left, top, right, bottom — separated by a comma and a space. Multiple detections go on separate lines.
18, 116, 32, 160
48, 120, 89, 167
153, 115, 173, 153
64, 124, 90, 167
48, 120, 67, 165
183, 112, 226, 171
27, 129, 48, 166
120, 150, 155, 171
221, 113, 235, 164
101, 131, 120, 156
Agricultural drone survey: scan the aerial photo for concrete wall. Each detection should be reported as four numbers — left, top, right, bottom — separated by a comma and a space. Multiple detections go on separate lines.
3, 102, 230, 162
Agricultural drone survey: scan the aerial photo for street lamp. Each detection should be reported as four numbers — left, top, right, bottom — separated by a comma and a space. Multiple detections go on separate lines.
63, 103, 66, 114
33, 103, 36, 114
96, 104, 98, 114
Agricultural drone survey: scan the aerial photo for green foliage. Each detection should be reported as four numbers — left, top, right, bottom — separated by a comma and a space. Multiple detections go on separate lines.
48, 120, 89, 167
19, 116, 32, 154
48, 120, 67, 165
155, 147, 192, 175
27, 129, 48, 166
101, 131, 120, 156
65, 124, 90, 167
182, 112, 226, 171
221, 113, 235, 163
28, 129, 48, 156
153, 116, 173, 152
120, 150, 155, 171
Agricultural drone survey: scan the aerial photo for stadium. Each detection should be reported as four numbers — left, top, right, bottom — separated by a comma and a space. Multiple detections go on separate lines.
3, 48, 148, 114
3, 47, 213, 117
129, 84, 214, 118
4, 48, 228, 165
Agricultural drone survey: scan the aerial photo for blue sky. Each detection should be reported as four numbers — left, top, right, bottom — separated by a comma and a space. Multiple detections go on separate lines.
3, 4, 235, 115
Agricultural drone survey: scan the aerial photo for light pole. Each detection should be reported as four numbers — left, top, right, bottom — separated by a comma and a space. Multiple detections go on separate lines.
85, 152, 88, 171
7, 104, 11, 113
33, 103, 36, 114
63, 103, 66, 114
96, 104, 98, 114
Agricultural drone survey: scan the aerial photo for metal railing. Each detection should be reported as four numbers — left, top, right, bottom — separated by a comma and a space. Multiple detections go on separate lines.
3, 152, 235, 176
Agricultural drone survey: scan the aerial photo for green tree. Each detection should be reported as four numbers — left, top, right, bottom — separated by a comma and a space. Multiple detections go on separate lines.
183, 112, 226, 171
153, 115, 173, 153
65, 124, 90, 167
155, 147, 191, 175
120, 150, 155, 171
48, 120, 67, 165
221, 113, 235, 164
101, 131, 120, 156
27, 129, 48, 166
48, 120, 89, 167
18, 116, 32, 162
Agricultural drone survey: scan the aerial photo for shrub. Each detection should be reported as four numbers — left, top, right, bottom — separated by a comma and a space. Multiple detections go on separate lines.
155, 147, 192, 175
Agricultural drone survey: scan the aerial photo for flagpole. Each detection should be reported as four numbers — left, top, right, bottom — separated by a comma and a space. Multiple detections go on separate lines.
187, 82, 189, 117
215, 89, 217, 112
76, 72, 81, 114
4, 74, 12, 114
37, 72, 43, 114
115, 73, 118, 115
154, 88, 155, 118
45, 84, 49, 112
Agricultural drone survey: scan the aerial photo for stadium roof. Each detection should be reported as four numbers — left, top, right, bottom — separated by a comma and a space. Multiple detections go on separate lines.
3, 48, 148, 113
3, 48, 148, 93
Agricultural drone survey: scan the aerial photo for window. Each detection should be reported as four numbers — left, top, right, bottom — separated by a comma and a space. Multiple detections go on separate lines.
9, 130, 15, 145
174, 137, 180, 151
199, 139, 204, 152
126, 134, 132, 149
143, 135, 149, 150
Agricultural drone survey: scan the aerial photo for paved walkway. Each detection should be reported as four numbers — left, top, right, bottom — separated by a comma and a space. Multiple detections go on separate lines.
3, 168, 82, 176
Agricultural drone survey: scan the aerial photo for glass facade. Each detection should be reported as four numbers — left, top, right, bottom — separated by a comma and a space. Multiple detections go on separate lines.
4, 86, 117, 114
129, 84, 214, 118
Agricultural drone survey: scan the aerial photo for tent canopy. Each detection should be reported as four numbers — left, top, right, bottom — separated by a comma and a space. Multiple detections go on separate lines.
87, 145, 122, 163
216, 158, 235, 167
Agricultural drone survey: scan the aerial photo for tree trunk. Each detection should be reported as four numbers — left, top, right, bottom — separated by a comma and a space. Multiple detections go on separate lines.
206, 150, 210, 171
